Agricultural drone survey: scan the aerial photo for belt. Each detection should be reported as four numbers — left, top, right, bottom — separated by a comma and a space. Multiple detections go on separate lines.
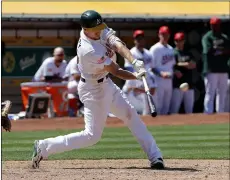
80, 74, 109, 83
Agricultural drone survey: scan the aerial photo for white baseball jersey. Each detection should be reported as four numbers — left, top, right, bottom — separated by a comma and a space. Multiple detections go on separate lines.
149, 42, 176, 75
124, 47, 152, 70
33, 57, 67, 82
64, 56, 80, 81
124, 47, 157, 88
77, 29, 117, 80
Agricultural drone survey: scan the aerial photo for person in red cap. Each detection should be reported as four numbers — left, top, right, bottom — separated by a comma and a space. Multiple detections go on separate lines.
202, 17, 230, 114
169, 32, 197, 114
149, 26, 176, 115
123, 30, 156, 115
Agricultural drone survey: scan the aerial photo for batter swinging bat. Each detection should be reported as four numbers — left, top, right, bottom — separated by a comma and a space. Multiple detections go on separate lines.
142, 76, 157, 117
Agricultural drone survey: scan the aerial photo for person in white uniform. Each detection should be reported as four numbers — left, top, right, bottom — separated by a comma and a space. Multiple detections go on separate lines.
31, 10, 164, 170
149, 26, 176, 115
124, 30, 157, 114
64, 56, 81, 117
33, 47, 67, 82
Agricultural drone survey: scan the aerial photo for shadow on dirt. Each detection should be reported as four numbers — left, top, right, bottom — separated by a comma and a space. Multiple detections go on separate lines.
63, 166, 199, 172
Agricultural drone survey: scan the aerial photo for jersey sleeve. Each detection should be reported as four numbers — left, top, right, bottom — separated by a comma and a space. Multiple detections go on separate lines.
101, 28, 126, 50
149, 46, 158, 68
202, 34, 211, 54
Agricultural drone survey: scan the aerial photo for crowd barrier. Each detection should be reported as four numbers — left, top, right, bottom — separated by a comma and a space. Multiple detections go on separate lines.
21, 82, 68, 117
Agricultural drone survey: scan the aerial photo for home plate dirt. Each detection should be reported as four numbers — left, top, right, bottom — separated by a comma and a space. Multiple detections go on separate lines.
2, 160, 229, 180
2, 113, 230, 180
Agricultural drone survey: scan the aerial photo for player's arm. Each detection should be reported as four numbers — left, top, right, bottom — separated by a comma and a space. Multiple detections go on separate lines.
104, 61, 137, 80
149, 47, 169, 78
103, 29, 144, 72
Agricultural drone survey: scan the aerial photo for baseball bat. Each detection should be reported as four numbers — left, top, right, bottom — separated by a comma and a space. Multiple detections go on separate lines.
142, 76, 157, 117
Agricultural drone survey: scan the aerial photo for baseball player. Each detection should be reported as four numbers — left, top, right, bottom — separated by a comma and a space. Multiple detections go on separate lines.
170, 32, 196, 114
64, 56, 82, 117
33, 47, 67, 82
124, 30, 157, 114
202, 17, 230, 114
149, 26, 176, 115
32, 10, 164, 170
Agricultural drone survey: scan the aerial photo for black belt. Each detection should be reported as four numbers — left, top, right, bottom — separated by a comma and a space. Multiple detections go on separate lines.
81, 74, 109, 83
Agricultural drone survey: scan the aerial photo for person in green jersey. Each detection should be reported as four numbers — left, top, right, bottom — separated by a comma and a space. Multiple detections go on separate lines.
202, 17, 230, 114
170, 32, 196, 114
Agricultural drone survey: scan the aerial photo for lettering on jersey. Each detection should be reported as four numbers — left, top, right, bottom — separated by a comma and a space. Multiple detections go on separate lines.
162, 54, 174, 65
48, 68, 52, 72
97, 56, 106, 64
213, 39, 224, 49
178, 56, 190, 62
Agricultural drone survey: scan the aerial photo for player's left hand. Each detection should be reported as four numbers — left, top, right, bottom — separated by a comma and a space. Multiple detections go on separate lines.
132, 59, 145, 72
134, 68, 147, 80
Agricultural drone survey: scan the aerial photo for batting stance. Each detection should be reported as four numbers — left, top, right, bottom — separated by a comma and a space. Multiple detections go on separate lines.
124, 30, 157, 114
32, 10, 164, 169
33, 47, 67, 82
170, 32, 196, 114
202, 17, 230, 114
149, 26, 176, 115
64, 56, 81, 117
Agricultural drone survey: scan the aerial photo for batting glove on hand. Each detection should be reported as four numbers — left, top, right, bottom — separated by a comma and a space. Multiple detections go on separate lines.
134, 68, 147, 80
132, 59, 144, 72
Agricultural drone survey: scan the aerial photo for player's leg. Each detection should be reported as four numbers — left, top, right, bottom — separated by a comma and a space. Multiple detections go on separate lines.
169, 88, 183, 114
183, 89, 195, 113
110, 84, 163, 169
216, 73, 228, 113
204, 73, 218, 114
32, 82, 111, 168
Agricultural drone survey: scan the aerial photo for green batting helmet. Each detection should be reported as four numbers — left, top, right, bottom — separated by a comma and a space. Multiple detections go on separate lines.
80, 10, 107, 31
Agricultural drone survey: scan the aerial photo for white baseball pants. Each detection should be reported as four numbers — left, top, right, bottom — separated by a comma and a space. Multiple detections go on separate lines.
204, 73, 228, 114
170, 88, 194, 114
39, 78, 162, 162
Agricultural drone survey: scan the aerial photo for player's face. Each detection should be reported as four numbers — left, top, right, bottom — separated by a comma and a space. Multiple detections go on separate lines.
134, 36, 145, 48
159, 33, 170, 43
175, 39, 185, 49
85, 29, 102, 40
54, 53, 64, 63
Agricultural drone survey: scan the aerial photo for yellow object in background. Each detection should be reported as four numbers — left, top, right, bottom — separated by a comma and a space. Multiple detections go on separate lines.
2, 2, 229, 16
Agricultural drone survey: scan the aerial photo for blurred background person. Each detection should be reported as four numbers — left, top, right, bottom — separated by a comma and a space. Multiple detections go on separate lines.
170, 32, 196, 114
64, 55, 82, 117
33, 47, 67, 82
124, 30, 157, 114
202, 17, 230, 114
149, 26, 176, 115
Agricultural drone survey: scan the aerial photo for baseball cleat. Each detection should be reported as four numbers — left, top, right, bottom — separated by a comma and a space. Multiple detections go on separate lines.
150, 158, 165, 170
32, 140, 43, 169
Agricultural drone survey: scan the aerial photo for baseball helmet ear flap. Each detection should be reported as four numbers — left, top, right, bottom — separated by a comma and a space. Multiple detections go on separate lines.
80, 10, 107, 32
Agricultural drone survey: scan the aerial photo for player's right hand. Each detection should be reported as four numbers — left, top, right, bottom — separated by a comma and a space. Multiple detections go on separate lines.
132, 59, 144, 72
134, 67, 147, 80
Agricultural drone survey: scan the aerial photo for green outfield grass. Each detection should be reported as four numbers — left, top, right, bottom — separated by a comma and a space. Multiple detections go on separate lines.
2, 123, 229, 161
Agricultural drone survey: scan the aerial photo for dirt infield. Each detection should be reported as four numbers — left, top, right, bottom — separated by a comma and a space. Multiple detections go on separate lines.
3, 113, 230, 180
10, 113, 229, 131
